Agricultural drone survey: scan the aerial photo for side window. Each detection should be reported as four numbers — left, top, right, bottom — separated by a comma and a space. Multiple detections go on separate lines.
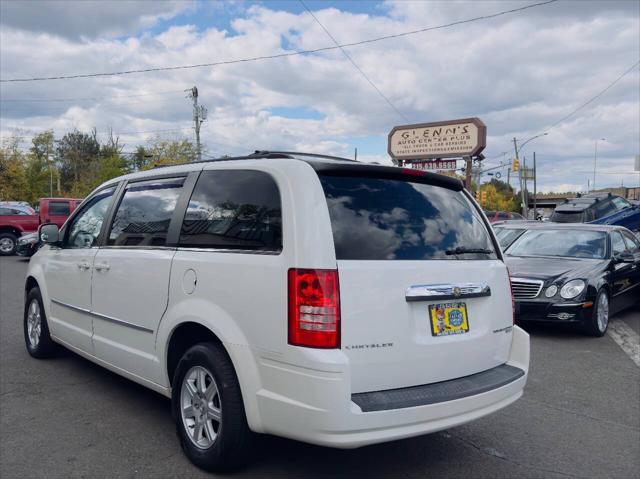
621, 231, 640, 253
612, 197, 630, 211
108, 177, 184, 247
595, 200, 616, 218
48, 201, 71, 216
179, 170, 282, 252
611, 231, 627, 255
66, 187, 116, 248
0, 207, 24, 216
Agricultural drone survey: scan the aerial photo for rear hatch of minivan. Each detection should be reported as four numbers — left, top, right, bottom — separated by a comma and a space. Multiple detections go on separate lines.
316, 166, 514, 394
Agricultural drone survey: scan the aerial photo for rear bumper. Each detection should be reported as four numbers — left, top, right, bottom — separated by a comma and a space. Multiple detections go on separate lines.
252, 326, 529, 448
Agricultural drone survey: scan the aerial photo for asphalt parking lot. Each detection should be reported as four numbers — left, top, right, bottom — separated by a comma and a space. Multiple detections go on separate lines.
1, 255, 638, 479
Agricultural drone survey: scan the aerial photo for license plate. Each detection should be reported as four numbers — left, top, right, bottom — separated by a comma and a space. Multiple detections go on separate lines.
429, 302, 469, 337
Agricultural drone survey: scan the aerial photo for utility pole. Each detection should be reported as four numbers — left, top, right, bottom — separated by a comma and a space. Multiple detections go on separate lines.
513, 137, 526, 217
533, 152, 537, 220
46, 141, 53, 197
186, 86, 207, 161
523, 155, 528, 218
464, 156, 473, 190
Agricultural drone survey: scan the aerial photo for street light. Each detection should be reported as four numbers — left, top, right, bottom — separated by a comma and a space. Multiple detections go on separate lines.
512, 132, 548, 218
592, 138, 606, 192
516, 132, 549, 155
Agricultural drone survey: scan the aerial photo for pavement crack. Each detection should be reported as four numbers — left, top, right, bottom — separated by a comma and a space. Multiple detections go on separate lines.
521, 397, 638, 431
445, 431, 591, 479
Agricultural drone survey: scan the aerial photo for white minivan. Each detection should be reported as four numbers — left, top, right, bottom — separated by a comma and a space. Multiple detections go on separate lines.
25, 152, 529, 471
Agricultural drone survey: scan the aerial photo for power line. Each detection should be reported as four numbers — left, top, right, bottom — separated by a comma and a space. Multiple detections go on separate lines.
0, 89, 185, 103
299, 0, 409, 122
0, 0, 558, 83
541, 60, 640, 133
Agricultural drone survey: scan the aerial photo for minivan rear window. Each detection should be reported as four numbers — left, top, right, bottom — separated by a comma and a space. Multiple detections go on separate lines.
319, 175, 497, 260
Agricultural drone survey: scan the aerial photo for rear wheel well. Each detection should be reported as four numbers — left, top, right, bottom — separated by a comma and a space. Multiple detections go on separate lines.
0, 226, 21, 237
166, 322, 223, 386
25, 276, 39, 294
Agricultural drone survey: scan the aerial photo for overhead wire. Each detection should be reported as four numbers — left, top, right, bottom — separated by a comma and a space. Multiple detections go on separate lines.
299, 0, 409, 122
0, 0, 558, 83
0, 89, 185, 103
540, 60, 640, 134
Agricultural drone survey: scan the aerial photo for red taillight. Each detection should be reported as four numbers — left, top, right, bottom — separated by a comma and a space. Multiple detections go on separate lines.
288, 268, 340, 348
507, 270, 515, 325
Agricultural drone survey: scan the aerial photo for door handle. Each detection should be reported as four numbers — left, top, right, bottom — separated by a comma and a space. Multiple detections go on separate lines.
95, 262, 110, 272
77, 261, 91, 271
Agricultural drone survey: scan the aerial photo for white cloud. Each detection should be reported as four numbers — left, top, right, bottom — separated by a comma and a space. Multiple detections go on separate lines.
0, 0, 195, 39
0, 0, 638, 193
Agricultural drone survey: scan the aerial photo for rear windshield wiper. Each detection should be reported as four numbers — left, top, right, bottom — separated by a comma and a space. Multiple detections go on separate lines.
445, 247, 494, 255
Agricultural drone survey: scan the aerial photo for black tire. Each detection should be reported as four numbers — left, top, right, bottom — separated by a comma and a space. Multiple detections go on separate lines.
24, 287, 58, 358
172, 342, 252, 472
584, 289, 609, 337
0, 232, 18, 256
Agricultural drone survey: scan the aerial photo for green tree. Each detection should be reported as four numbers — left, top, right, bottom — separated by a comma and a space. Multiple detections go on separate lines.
479, 183, 518, 211
141, 136, 197, 169
90, 154, 128, 191
55, 129, 100, 196
25, 130, 58, 202
128, 145, 153, 172
0, 135, 29, 201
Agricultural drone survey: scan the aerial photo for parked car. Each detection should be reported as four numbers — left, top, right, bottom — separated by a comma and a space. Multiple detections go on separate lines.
484, 210, 525, 223
16, 232, 40, 257
25, 151, 529, 471
0, 198, 81, 255
36, 197, 83, 229
493, 222, 532, 250
503, 223, 639, 336
550, 192, 634, 225
0, 204, 39, 255
589, 196, 640, 232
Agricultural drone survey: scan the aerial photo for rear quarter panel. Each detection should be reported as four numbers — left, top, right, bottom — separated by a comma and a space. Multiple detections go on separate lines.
157, 159, 340, 430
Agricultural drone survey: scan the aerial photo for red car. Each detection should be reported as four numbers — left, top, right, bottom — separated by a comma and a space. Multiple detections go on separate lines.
0, 198, 82, 255
484, 210, 525, 223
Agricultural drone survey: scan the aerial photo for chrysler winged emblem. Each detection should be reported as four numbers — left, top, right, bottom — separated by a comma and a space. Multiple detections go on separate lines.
453, 286, 462, 297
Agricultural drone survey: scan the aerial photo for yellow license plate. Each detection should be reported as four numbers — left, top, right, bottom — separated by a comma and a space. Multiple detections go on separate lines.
429, 302, 469, 337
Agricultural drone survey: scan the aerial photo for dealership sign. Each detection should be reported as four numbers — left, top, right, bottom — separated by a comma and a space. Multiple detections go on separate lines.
411, 160, 457, 171
388, 118, 486, 161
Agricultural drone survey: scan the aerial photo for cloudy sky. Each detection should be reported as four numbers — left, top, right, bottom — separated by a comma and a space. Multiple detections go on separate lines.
1, 0, 638, 192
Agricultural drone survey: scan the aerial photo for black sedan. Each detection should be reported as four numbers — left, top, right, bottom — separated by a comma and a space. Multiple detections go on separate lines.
504, 224, 640, 336
16, 232, 40, 257
493, 221, 536, 250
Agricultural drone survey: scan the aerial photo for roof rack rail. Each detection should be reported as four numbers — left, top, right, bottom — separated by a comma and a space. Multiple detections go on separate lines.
152, 150, 357, 169
258, 151, 357, 162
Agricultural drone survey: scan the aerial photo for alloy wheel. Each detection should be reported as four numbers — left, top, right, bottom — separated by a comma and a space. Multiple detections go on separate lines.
597, 291, 609, 333
0, 237, 15, 253
180, 365, 222, 449
26, 299, 42, 348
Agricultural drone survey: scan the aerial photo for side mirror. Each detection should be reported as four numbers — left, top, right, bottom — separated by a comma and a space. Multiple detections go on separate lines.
39, 223, 59, 244
614, 251, 634, 264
